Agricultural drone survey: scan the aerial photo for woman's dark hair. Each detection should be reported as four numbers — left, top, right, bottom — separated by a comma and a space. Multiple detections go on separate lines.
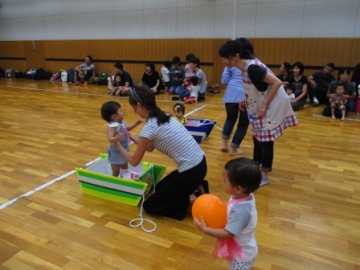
189, 76, 198, 86
283, 62, 292, 73
185, 53, 196, 62
189, 57, 200, 68
163, 61, 172, 69
101, 101, 120, 122
86, 55, 93, 62
224, 157, 262, 194
146, 62, 155, 73
292, 61, 304, 75
218, 38, 255, 60
338, 67, 351, 78
173, 103, 185, 114
129, 85, 170, 125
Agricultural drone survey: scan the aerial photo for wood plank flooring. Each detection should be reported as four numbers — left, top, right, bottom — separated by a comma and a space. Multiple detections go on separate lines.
0, 78, 359, 270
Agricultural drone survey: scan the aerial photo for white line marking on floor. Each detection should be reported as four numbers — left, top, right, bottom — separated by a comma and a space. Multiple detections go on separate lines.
0, 156, 99, 210
185, 104, 207, 117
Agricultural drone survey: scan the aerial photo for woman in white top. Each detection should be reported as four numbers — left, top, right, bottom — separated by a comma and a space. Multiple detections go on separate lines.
113, 85, 208, 220
218, 38, 298, 187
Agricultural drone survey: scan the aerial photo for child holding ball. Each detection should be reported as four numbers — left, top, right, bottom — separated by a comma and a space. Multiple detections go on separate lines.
194, 157, 261, 270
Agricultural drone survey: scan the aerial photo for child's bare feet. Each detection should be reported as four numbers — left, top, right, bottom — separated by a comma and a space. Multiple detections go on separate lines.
331, 115, 336, 119
341, 117, 345, 121
221, 141, 228, 152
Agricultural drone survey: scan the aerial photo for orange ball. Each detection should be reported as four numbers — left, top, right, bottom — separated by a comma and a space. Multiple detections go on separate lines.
192, 194, 227, 228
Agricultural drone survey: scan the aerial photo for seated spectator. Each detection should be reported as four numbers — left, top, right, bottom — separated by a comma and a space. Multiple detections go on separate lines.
288, 62, 308, 111
74, 55, 95, 86
108, 62, 133, 96
189, 57, 207, 101
351, 63, 360, 107
322, 68, 355, 118
277, 62, 292, 84
307, 63, 336, 105
141, 62, 160, 94
169, 57, 185, 95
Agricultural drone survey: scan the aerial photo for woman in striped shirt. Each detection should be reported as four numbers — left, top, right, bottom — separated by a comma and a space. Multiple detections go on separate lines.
113, 85, 208, 220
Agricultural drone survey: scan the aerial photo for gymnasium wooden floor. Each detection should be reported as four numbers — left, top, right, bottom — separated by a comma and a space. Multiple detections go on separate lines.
0, 78, 359, 270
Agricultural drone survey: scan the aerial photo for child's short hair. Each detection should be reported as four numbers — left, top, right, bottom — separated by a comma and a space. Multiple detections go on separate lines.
189, 76, 198, 86
101, 101, 121, 122
163, 61, 172, 69
224, 157, 262, 193
173, 103, 185, 114
336, 83, 345, 90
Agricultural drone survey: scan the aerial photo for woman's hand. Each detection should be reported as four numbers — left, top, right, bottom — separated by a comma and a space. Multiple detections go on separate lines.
239, 99, 246, 111
257, 102, 268, 119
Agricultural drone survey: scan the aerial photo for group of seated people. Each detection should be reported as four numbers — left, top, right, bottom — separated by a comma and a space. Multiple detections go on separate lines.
73, 55, 360, 119
277, 62, 360, 119
106, 54, 207, 103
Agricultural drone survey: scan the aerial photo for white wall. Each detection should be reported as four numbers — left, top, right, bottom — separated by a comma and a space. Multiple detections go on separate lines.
0, 0, 359, 40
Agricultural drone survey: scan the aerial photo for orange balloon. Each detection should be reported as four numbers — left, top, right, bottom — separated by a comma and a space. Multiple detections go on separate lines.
192, 194, 227, 229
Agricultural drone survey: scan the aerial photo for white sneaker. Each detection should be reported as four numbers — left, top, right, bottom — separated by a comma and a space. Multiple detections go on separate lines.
306, 98, 311, 103
312, 97, 319, 106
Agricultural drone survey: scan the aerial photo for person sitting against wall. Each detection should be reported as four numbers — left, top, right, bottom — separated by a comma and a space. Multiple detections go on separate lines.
141, 62, 161, 94
322, 67, 355, 118
288, 61, 308, 111
74, 55, 95, 86
351, 63, 360, 108
307, 63, 336, 105
108, 62, 134, 96
277, 62, 292, 85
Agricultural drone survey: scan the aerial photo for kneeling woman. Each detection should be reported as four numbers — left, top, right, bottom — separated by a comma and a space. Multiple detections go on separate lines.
114, 85, 208, 220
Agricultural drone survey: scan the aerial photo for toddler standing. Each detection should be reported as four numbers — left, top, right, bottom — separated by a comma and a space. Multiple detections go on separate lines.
101, 101, 142, 177
194, 157, 262, 270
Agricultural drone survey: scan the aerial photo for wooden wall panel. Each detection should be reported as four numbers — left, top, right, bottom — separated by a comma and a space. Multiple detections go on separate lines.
0, 60, 26, 71
350, 39, 360, 67
44, 41, 90, 59
0, 41, 25, 58
24, 41, 46, 70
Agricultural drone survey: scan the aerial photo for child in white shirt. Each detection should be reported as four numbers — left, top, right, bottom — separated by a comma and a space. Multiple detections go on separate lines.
286, 87, 295, 99
161, 61, 172, 95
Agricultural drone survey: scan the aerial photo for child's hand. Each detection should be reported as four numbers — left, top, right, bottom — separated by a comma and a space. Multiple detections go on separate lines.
193, 216, 207, 232
136, 117, 143, 125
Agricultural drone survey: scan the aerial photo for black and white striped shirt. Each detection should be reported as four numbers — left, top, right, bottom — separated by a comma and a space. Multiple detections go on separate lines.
140, 117, 204, 172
